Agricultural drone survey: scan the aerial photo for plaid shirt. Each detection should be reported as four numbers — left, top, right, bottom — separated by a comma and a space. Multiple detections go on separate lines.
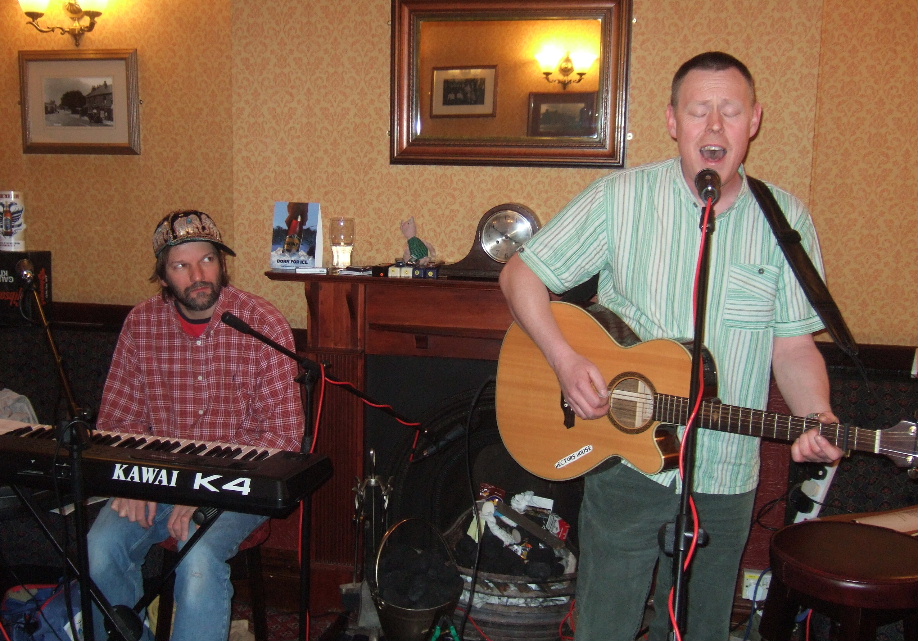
97, 285, 304, 452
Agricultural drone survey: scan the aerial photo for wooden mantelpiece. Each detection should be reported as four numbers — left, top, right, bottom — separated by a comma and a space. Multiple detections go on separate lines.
265, 271, 514, 610
266, 271, 514, 359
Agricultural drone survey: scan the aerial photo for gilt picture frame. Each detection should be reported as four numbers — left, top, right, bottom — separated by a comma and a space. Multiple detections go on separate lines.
19, 49, 141, 155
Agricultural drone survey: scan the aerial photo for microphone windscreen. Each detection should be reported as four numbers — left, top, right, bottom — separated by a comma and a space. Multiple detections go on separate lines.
694, 168, 721, 204
15, 259, 33, 281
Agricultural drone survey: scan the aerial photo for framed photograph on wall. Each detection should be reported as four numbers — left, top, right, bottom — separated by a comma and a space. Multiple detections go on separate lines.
528, 92, 597, 137
431, 66, 497, 117
19, 49, 141, 155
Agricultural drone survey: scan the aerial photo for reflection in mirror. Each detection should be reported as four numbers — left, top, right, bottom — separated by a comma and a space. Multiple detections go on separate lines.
391, 0, 632, 168
420, 19, 601, 138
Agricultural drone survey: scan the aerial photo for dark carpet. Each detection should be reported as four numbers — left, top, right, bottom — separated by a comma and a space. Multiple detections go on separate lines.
230, 600, 353, 641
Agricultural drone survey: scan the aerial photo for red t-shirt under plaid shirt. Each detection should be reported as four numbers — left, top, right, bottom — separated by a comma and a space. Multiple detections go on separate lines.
97, 285, 303, 452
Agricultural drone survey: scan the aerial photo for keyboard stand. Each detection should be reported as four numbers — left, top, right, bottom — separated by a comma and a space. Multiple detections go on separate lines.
8, 485, 141, 641
299, 496, 313, 641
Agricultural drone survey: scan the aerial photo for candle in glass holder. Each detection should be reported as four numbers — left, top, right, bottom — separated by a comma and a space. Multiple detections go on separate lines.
329, 217, 355, 269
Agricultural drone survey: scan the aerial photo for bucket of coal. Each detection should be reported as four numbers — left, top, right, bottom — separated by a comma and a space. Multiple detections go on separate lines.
372, 518, 463, 641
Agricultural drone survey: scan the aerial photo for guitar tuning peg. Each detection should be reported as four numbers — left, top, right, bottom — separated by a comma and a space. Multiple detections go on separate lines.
907, 467, 918, 480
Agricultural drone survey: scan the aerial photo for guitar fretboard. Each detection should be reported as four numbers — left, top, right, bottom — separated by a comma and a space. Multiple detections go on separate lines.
655, 394, 880, 453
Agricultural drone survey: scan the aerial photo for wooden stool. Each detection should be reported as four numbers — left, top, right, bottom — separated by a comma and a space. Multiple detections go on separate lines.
759, 519, 918, 641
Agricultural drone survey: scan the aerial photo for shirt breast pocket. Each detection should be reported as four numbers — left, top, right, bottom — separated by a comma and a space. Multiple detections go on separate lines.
722, 264, 779, 331
230, 369, 254, 405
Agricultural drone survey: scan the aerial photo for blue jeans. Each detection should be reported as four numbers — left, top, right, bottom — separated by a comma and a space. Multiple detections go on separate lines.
87, 499, 267, 641
575, 463, 755, 641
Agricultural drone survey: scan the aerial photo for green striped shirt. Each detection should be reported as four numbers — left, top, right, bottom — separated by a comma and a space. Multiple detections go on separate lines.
522, 158, 825, 493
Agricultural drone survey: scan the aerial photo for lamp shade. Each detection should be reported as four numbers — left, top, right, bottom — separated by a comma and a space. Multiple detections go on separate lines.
535, 45, 565, 73
79, 0, 108, 12
570, 51, 599, 72
18, 0, 50, 13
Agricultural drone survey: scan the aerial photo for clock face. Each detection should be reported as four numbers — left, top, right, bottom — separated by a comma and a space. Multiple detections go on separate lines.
480, 209, 535, 263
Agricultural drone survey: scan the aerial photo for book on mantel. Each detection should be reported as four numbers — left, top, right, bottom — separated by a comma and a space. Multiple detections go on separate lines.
270, 201, 323, 271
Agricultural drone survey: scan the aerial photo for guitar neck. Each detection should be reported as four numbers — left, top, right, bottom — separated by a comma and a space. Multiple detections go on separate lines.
655, 394, 876, 454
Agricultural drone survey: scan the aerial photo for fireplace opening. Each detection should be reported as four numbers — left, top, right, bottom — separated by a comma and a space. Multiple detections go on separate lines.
382, 382, 582, 641
365, 354, 499, 482
386, 381, 582, 545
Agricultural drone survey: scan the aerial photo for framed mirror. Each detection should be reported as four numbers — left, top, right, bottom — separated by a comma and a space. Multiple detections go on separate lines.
391, 0, 632, 168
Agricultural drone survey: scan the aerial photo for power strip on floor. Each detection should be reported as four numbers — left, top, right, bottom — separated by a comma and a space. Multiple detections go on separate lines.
741, 568, 771, 601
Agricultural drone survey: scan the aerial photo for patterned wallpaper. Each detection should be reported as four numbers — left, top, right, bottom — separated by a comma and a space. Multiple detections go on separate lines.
809, 0, 918, 348
0, 0, 914, 346
0, 0, 234, 307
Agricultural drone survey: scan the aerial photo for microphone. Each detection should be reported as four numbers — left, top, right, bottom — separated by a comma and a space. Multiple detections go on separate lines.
221, 311, 255, 335
694, 168, 721, 204
221, 310, 323, 379
413, 424, 466, 462
15, 258, 34, 284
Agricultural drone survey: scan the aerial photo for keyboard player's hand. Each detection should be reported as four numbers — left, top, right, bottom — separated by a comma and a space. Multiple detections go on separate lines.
168, 505, 198, 542
111, 497, 157, 528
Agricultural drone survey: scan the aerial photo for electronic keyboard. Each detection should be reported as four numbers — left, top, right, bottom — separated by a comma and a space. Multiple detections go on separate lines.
0, 420, 332, 517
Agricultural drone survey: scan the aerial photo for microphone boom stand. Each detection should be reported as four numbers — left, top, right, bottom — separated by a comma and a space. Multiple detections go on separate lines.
15, 264, 121, 640
220, 312, 416, 641
221, 313, 415, 425
665, 197, 716, 638
19, 261, 81, 420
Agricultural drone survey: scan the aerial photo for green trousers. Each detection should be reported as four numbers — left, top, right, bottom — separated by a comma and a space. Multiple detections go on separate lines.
574, 463, 756, 641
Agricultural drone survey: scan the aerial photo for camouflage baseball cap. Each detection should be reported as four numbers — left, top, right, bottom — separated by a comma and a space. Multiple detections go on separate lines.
152, 210, 236, 257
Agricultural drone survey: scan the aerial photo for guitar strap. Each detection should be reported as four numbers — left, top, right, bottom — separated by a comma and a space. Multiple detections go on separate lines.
746, 176, 859, 358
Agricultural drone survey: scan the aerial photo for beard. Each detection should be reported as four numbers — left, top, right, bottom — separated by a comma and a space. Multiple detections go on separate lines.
169, 280, 221, 313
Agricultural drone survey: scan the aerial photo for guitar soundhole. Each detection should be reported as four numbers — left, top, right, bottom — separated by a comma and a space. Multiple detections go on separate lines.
607, 373, 655, 434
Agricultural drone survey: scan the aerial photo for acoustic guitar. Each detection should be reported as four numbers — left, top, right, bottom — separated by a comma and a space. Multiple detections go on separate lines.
495, 302, 918, 481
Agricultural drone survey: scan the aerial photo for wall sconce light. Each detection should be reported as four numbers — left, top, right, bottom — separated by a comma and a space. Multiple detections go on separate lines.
536, 46, 598, 91
18, 0, 108, 47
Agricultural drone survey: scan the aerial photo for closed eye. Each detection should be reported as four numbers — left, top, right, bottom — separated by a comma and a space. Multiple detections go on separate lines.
719, 101, 744, 118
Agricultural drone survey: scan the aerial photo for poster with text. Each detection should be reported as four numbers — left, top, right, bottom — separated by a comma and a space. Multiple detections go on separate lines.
270, 201, 322, 270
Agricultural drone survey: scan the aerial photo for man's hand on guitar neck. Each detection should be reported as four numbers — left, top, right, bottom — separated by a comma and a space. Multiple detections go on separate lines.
772, 333, 845, 465
791, 411, 844, 464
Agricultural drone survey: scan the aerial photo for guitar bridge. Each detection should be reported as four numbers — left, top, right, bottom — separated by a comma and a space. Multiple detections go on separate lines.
560, 395, 575, 429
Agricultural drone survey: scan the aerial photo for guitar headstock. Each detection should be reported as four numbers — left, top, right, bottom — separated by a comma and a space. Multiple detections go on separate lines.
877, 421, 918, 472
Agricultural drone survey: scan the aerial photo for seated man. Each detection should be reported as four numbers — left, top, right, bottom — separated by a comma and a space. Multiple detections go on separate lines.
88, 210, 303, 641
